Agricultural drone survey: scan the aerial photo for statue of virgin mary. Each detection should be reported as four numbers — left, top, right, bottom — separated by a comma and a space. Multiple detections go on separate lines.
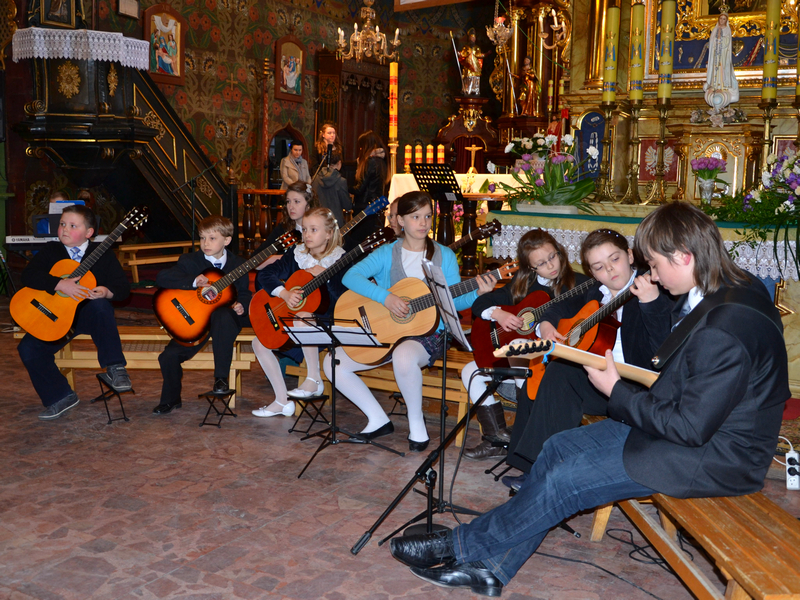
703, 11, 739, 112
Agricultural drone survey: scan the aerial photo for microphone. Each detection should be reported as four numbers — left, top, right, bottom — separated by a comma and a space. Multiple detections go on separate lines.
225, 149, 233, 168
326, 143, 333, 167
476, 367, 533, 380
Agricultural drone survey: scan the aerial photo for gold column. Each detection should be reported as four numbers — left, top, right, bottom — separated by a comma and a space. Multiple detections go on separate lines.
502, 8, 525, 117
584, 0, 613, 89
531, 6, 551, 119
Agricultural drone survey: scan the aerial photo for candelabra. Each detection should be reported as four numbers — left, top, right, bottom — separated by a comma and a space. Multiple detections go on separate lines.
592, 101, 617, 203
619, 100, 643, 204
759, 98, 778, 172
643, 100, 671, 205
337, 0, 400, 64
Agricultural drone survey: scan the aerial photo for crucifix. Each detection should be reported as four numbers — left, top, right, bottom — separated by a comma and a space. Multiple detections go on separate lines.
465, 143, 483, 174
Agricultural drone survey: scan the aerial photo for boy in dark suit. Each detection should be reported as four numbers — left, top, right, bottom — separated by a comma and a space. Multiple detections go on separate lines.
388, 202, 790, 597
17, 205, 131, 420
153, 216, 251, 414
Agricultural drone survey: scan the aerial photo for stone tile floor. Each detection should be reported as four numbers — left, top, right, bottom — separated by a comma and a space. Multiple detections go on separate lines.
0, 303, 798, 600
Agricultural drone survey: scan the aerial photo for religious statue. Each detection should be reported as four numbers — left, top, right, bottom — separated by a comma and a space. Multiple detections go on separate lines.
703, 10, 739, 112
458, 28, 486, 96
517, 57, 540, 116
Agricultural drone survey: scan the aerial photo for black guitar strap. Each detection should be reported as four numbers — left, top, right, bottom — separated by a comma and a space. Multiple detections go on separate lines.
650, 286, 783, 370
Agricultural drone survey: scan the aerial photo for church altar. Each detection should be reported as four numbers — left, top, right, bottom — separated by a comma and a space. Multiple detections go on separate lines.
388, 173, 518, 202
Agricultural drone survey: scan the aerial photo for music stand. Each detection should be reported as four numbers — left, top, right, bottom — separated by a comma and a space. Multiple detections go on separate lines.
283, 315, 403, 479
410, 164, 465, 245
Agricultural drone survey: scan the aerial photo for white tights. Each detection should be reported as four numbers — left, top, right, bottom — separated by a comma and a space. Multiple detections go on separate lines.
461, 359, 527, 405
252, 338, 321, 407
323, 339, 431, 442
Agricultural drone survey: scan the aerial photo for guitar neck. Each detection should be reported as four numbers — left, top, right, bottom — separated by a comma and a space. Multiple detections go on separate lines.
212, 237, 294, 292
529, 277, 597, 321
449, 230, 477, 252
407, 264, 508, 315
495, 340, 659, 388
301, 244, 369, 297
340, 210, 366, 238
72, 222, 128, 278
567, 269, 650, 339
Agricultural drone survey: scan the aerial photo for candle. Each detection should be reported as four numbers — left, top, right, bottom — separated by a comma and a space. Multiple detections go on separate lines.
762, 0, 781, 99
602, 4, 621, 102
405, 144, 412, 167
394, 28, 400, 45
437, 144, 445, 164
415, 144, 423, 164
657, 0, 677, 101
629, 0, 646, 101
559, 79, 565, 95
426, 144, 434, 163
389, 62, 398, 141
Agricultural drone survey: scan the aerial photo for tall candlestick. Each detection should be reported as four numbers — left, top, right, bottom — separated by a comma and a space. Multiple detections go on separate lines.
657, 0, 677, 101
602, 5, 620, 103
437, 144, 445, 164
389, 62, 398, 141
559, 79, 565, 95
762, 0, 781, 99
415, 144, 423, 164
426, 144, 434, 163
629, 0, 646, 101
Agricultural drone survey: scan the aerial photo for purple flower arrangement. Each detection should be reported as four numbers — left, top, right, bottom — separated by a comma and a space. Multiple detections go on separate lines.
690, 157, 727, 181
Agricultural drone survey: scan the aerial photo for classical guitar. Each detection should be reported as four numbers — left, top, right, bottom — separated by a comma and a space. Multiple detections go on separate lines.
471, 277, 597, 369
341, 196, 389, 238
335, 261, 519, 365
10, 206, 149, 342
526, 269, 649, 397
153, 231, 299, 346
495, 339, 658, 389
250, 228, 396, 351
448, 219, 501, 253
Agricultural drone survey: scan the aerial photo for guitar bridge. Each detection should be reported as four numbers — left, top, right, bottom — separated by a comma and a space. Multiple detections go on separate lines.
171, 298, 195, 325
31, 299, 58, 322
358, 306, 372, 333
265, 305, 280, 332
490, 323, 499, 349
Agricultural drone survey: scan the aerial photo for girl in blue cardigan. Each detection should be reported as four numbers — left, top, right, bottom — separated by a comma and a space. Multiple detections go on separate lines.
323, 192, 497, 451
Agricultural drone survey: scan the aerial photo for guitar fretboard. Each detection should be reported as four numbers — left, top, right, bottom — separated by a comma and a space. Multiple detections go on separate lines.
528, 277, 597, 322
407, 264, 514, 315
299, 239, 382, 297
71, 211, 145, 279
211, 233, 298, 293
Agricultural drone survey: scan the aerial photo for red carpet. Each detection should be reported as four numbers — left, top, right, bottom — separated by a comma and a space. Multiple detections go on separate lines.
784, 398, 800, 421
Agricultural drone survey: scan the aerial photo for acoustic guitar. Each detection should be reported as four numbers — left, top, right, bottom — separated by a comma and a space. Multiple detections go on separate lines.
250, 228, 396, 351
10, 206, 149, 342
526, 269, 649, 397
153, 231, 299, 346
448, 219, 501, 253
471, 277, 597, 369
334, 261, 519, 365
495, 339, 658, 389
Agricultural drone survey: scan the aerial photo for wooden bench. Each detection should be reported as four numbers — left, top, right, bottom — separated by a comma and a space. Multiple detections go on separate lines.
590, 493, 800, 599
118, 241, 196, 283
14, 326, 256, 408
287, 348, 476, 446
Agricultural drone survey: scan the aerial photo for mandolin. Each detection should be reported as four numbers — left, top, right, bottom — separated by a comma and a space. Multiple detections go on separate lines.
334, 261, 519, 365
471, 277, 597, 369
153, 231, 299, 346
10, 206, 149, 342
448, 219, 501, 253
249, 228, 396, 351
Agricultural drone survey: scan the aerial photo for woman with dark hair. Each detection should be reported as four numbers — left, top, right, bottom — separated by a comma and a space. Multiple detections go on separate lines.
324, 191, 497, 452
348, 130, 389, 245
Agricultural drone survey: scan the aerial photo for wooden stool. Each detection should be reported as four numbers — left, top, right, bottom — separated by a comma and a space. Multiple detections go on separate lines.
198, 389, 237, 428
288, 394, 330, 437
91, 375, 133, 424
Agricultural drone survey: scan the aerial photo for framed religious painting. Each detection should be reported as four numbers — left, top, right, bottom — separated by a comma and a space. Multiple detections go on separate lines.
774, 135, 799, 157
143, 4, 186, 87
39, 0, 75, 28
275, 35, 305, 103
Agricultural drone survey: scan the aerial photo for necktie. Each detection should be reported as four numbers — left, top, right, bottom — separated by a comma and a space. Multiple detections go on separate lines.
70, 247, 81, 261
672, 301, 692, 331
214, 262, 222, 269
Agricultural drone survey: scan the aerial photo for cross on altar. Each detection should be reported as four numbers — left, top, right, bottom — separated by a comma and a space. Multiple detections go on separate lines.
465, 143, 483, 174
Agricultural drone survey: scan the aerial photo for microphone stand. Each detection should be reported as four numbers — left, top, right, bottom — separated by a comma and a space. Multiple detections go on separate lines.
171, 157, 225, 247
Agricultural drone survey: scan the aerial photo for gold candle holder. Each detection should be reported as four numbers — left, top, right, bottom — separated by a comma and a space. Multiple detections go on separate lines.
643, 100, 671, 205
592, 100, 617, 203
792, 97, 800, 153
619, 99, 643, 204
388, 140, 398, 175
759, 98, 778, 171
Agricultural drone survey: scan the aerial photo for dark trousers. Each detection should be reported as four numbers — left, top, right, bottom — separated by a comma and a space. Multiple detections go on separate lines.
506, 360, 609, 473
18, 299, 126, 407
158, 308, 242, 404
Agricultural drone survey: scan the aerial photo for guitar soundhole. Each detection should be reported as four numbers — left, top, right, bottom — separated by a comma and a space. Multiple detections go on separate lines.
391, 296, 414, 325
516, 308, 536, 335
198, 287, 218, 304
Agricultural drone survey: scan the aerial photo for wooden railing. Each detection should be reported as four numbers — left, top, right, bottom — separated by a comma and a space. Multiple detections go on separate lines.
237, 189, 285, 257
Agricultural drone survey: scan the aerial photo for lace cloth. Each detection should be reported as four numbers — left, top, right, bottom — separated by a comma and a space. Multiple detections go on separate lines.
12, 27, 149, 70
492, 225, 798, 281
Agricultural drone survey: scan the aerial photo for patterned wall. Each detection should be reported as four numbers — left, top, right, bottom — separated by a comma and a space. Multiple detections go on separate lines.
98, 0, 497, 187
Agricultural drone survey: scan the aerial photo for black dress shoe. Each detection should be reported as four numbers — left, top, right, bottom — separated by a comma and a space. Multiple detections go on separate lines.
359, 421, 394, 441
408, 439, 429, 452
213, 378, 230, 393
389, 530, 454, 568
501, 473, 528, 492
410, 561, 503, 597
153, 401, 182, 415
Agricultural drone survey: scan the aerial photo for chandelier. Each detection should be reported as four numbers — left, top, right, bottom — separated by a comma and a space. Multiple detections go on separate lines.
337, 0, 400, 64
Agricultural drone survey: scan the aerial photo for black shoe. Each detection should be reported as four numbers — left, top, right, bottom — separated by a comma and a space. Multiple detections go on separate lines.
464, 440, 507, 461
408, 439, 429, 452
38, 392, 80, 421
410, 561, 503, 597
98, 364, 132, 392
390, 530, 455, 568
153, 401, 182, 414
359, 421, 394, 441
501, 473, 527, 492
213, 378, 230, 393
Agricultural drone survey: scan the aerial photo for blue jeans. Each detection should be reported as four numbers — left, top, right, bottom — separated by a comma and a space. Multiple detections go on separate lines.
452, 419, 655, 585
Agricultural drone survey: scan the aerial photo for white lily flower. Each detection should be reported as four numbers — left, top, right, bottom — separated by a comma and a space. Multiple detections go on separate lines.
487, 161, 496, 174
545, 134, 558, 146
762, 171, 772, 188
504, 142, 515, 153
562, 134, 574, 146
586, 146, 599, 159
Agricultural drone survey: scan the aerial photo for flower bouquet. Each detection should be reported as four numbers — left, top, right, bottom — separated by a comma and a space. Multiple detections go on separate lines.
499, 133, 597, 212
702, 151, 800, 274
691, 157, 727, 203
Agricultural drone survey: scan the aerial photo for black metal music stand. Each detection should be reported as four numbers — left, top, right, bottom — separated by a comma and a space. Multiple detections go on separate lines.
410, 164, 465, 246
282, 316, 404, 479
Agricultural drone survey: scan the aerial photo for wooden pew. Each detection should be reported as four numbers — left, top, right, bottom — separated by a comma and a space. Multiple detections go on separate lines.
118, 241, 196, 283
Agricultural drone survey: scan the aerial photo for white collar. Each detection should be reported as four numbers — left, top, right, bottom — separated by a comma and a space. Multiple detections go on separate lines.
203, 252, 227, 267
599, 271, 636, 304
294, 244, 345, 270
684, 286, 705, 313
65, 240, 90, 257
537, 273, 553, 287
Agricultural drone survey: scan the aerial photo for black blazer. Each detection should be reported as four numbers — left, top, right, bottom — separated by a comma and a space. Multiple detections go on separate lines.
22, 241, 130, 302
539, 278, 674, 370
156, 250, 252, 313
352, 156, 387, 213
610, 280, 789, 498
471, 272, 591, 318
256, 247, 346, 318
